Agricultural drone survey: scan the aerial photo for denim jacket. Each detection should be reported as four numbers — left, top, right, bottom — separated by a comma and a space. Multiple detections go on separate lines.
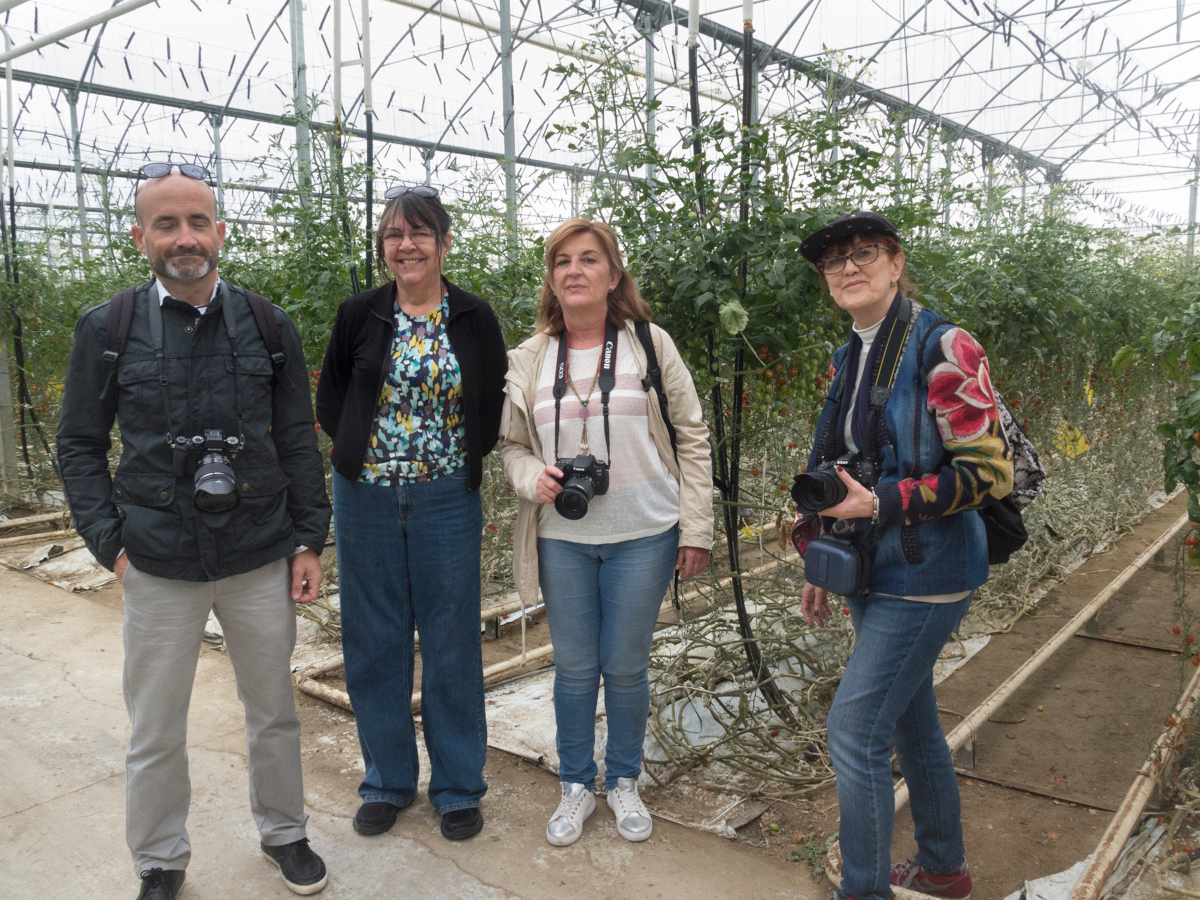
802, 299, 1013, 596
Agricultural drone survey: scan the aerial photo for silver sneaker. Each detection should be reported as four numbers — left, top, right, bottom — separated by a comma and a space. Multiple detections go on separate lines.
606, 777, 652, 842
546, 782, 595, 847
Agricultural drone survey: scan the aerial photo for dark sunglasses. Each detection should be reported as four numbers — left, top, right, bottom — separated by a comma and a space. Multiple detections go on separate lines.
138, 163, 212, 182
384, 184, 439, 200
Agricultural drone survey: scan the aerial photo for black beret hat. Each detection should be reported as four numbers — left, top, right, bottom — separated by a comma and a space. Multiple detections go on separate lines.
799, 211, 901, 265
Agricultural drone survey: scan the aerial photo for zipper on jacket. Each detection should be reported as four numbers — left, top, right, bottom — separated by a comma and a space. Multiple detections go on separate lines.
369, 304, 398, 416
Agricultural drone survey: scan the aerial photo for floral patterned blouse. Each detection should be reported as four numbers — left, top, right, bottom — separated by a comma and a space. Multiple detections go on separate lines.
358, 292, 467, 484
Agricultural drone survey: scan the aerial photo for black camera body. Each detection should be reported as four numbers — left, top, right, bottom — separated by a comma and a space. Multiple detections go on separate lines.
791, 451, 879, 517
174, 429, 241, 514
793, 451, 881, 596
553, 454, 610, 520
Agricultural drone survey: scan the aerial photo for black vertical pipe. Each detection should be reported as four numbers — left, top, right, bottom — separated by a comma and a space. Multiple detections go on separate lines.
365, 111, 374, 289
333, 121, 360, 295
690, 33, 794, 724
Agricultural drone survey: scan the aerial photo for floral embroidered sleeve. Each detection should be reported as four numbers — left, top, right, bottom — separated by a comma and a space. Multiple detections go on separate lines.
874, 327, 1013, 527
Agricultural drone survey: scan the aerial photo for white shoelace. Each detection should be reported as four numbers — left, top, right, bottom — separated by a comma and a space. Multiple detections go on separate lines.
608, 786, 648, 820
553, 791, 589, 821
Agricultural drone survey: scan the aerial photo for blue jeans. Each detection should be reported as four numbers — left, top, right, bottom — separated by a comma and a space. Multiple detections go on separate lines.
538, 526, 679, 789
333, 468, 487, 814
830, 590, 973, 900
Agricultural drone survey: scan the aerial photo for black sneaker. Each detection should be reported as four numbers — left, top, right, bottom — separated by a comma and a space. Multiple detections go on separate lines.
261, 838, 328, 895
440, 807, 483, 840
353, 800, 402, 835
135, 868, 185, 900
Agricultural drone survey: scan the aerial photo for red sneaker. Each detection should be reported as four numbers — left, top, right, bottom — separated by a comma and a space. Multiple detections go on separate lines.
891, 856, 972, 900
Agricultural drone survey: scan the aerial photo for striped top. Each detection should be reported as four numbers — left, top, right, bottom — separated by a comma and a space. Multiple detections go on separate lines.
534, 332, 680, 543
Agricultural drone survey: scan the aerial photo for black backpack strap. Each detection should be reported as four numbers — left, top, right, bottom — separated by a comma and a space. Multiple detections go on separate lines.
235, 286, 295, 392
635, 320, 677, 459
860, 296, 915, 466
98, 286, 139, 401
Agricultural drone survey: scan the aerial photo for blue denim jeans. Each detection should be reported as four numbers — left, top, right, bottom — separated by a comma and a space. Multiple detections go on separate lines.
538, 526, 679, 789
830, 590, 973, 900
333, 468, 487, 814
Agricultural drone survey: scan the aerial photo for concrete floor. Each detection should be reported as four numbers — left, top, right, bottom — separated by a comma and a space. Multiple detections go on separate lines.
0, 565, 809, 900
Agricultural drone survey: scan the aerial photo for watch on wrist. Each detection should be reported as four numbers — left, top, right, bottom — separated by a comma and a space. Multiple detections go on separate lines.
870, 489, 880, 525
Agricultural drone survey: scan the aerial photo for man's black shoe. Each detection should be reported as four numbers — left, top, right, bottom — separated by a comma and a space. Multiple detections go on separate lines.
353, 800, 402, 835
261, 838, 328, 895
135, 868, 185, 900
440, 806, 483, 840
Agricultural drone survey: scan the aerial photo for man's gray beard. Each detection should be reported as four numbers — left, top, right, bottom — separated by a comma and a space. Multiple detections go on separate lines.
152, 250, 217, 282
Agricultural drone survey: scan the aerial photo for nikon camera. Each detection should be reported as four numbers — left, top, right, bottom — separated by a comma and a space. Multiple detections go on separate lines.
791, 451, 879, 517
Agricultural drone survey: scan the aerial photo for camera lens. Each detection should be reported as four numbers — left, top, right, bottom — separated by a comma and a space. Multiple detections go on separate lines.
194, 453, 239, 514
555, 477, 595, 520
791, 469, 848, 516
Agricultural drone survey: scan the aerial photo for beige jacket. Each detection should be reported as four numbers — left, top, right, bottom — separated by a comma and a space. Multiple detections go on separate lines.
499, 321, 715, 610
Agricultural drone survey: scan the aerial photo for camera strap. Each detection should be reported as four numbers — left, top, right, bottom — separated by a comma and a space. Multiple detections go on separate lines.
148, 279, 246, 450
859, 296, 915, 476
552, 322, 619, 464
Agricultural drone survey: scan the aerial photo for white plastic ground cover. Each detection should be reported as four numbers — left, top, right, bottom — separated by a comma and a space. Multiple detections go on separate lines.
480, 629, 992, 829
1000, 823, 1167, 900
0, 543, 116, 591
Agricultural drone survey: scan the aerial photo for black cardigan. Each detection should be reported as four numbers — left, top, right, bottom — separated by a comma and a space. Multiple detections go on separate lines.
316, 279, 508, 491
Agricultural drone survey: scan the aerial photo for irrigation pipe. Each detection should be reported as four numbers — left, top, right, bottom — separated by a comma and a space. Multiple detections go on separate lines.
826, 512, 1190, 895
295, 643, 557, 714
1067, 658, 1200, 900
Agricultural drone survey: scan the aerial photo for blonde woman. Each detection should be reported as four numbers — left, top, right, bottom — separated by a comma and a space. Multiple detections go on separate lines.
500, 219, 713, 847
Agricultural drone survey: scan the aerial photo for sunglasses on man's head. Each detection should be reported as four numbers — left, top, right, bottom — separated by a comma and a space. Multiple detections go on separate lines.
384, 184, 439, 200
138, 163, 211, 182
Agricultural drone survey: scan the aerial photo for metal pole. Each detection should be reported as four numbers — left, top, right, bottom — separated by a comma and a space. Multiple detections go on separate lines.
362, 0, 373, 288
0, 0, 157, 65
332, 0, 342, 123
0, 23, 16, 494
290, 0, 311, 195
643, 13, 656, 185
67, 91, 87, 258
211, 114, 225, 215
499, 0, 517, 251
1189, 121, 1199, 258
422, 148, 434, 186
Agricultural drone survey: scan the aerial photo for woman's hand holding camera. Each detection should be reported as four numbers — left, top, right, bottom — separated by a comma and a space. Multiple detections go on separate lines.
822, 466, 874, 520
536, 464, 565, 505
801, 582, 832, 627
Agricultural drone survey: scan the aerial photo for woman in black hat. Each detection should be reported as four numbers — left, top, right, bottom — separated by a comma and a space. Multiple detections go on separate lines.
792, 211, 1013, 900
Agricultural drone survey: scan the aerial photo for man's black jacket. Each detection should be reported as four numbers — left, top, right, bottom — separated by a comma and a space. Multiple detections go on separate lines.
56, 278, 331, 581
315, 279, 507, 491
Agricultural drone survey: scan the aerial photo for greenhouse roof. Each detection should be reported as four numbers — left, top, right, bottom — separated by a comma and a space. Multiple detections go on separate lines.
7, 0, 1200, 235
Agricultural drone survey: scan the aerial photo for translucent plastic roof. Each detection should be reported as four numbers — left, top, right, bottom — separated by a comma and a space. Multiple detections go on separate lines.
6, 0, 1200, 235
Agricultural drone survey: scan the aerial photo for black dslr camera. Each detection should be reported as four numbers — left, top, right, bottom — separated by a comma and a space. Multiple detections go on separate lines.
553, 454, 610, 520
791, 451, 879, 517
173, 429, 241, 514
792, 452, 880, 597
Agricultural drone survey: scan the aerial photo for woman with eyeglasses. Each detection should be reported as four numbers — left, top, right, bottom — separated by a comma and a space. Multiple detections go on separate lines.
316, 185, 507, 842
791, 212, 1013, 900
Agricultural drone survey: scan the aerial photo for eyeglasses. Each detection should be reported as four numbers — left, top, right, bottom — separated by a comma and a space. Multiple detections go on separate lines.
817, 243, 889, 275
138, 163, 211, 183
380, 226, 438, 244
384, 184, 439, 200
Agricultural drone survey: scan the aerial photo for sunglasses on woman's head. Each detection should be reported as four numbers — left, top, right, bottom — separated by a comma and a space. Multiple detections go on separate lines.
384, 184, 440, 200
138, 163, 211, 182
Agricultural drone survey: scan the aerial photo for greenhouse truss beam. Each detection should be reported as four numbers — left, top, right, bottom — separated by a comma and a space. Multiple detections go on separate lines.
8, 70, 641, 185
625, 0, 1058, 176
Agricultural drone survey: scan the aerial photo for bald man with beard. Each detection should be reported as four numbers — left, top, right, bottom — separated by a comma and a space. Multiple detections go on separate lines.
57, 165, 331, 900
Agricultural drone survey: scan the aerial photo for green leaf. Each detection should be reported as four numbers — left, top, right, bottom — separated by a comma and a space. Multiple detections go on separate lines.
718, 299, 749, 335
1111, 345, 1138, 376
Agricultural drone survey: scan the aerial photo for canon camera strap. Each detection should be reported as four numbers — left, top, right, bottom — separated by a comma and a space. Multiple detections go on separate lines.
552, 321, 619, 463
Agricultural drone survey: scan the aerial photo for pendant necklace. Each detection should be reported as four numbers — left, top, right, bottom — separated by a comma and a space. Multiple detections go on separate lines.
565, 341, 604, 453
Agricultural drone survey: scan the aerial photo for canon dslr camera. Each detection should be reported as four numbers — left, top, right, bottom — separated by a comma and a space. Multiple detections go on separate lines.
173, 429, 241, 514
553, 454, 610, 520
791, 452, 879, 516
